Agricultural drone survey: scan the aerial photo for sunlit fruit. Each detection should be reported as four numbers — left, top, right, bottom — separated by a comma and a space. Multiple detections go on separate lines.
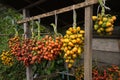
62, 26, 84, 68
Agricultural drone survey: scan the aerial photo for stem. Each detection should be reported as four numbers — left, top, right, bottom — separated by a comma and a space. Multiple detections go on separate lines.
14, 27, 18, 37
31, 27, 34, 39
98, 0, 105, 16
36, 21, 41, 40
73, 8, 77, 28
51, 23, 58, 36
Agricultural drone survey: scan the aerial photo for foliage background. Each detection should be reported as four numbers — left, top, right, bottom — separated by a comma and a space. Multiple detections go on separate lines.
0, 5, 26, 80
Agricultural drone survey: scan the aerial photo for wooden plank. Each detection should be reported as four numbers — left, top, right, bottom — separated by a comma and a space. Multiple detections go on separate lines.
84, 0, 93, 80
17, 0, 98, 24
23, 9, 33, 80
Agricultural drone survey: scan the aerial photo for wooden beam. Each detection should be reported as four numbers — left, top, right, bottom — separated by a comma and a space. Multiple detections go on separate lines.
17, 0, 98, 24
84, 0, 93, 80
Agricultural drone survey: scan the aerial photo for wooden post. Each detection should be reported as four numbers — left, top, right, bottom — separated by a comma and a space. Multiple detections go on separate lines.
23, 9, 33, 80
84, 0, 93, 80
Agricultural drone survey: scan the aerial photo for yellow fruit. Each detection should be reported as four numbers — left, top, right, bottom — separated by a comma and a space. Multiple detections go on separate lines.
78, 47, 82, 55
64, 54, 67, 58
92, 16, 97, 21
72, 54, 77, 59
100, 27, 104, 31
98, 21, 103, 25
108, 19, 114, 23
66, 50, 70, 55
68, 27, 73, 32
72, 39, 77, 44
69, 59, 74, 63
68, 42, 74, 47
69, 51, 74, 55
66, 30, 72, 35
103, 17, 108, 21
72, 28, 77, 33
64, 47, 68, 51
63, 43, 67, 47
68, 63, 72, 68
78, 34, 83, 38
112, 16, 116, 21
81, 37, 84, 41
106, 22, 112, 27
64, 39, 69, 43
70, 35, 76, 39
68, 46, 72, 50
105, 27, 113, 32
97, 29, 101, 33
80, 30, 85, 34
72, 47, 78, 52
76, 26, 81, 31
76, 38, 81, 44
65, 59, 69, 63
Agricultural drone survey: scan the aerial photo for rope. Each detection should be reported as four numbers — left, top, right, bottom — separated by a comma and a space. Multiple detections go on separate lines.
97, 0, 111, 15
55, 10, 57, 29
102, 0, 110, 10
73, 5, 77, 28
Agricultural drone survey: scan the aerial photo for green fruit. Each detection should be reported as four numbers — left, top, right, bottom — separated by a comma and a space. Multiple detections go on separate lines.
94, 25, 99, 30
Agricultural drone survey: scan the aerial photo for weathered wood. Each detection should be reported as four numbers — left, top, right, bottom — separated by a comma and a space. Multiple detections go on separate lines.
23, 9, 33, 80
84, 0, 93, 80
23, 9, 31, 38
17, 0, 98, 24
26, 66, 33, 80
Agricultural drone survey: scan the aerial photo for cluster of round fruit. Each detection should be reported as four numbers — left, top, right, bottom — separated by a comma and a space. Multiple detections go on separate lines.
8, 34, 63, 66
0, 50, 14, 66
8, 36, 21, 56
41, 35, 63, 61
92, 14, 116, 35
61, 26, 84, 68
74, 65, 84, 80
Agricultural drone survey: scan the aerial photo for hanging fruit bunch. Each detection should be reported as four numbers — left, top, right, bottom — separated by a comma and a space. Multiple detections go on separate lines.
61, 26, 84, 68
8, 28, 21, 59
18, 21, 44, 66
74, 65, 84, 80
92, 0, 116, 35
0, 50, 14, 66
41, 23, 63, 61
61, 9, 84, 68
8, 23, 42, 66
20, 38, 39, 66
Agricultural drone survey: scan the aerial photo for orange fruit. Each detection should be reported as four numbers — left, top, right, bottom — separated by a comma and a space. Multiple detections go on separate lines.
106, 22, 112, 27
112, 16, 116, 21
68, 42, 74, 47
106, 27, 114, 32
72, 28, 77, 33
